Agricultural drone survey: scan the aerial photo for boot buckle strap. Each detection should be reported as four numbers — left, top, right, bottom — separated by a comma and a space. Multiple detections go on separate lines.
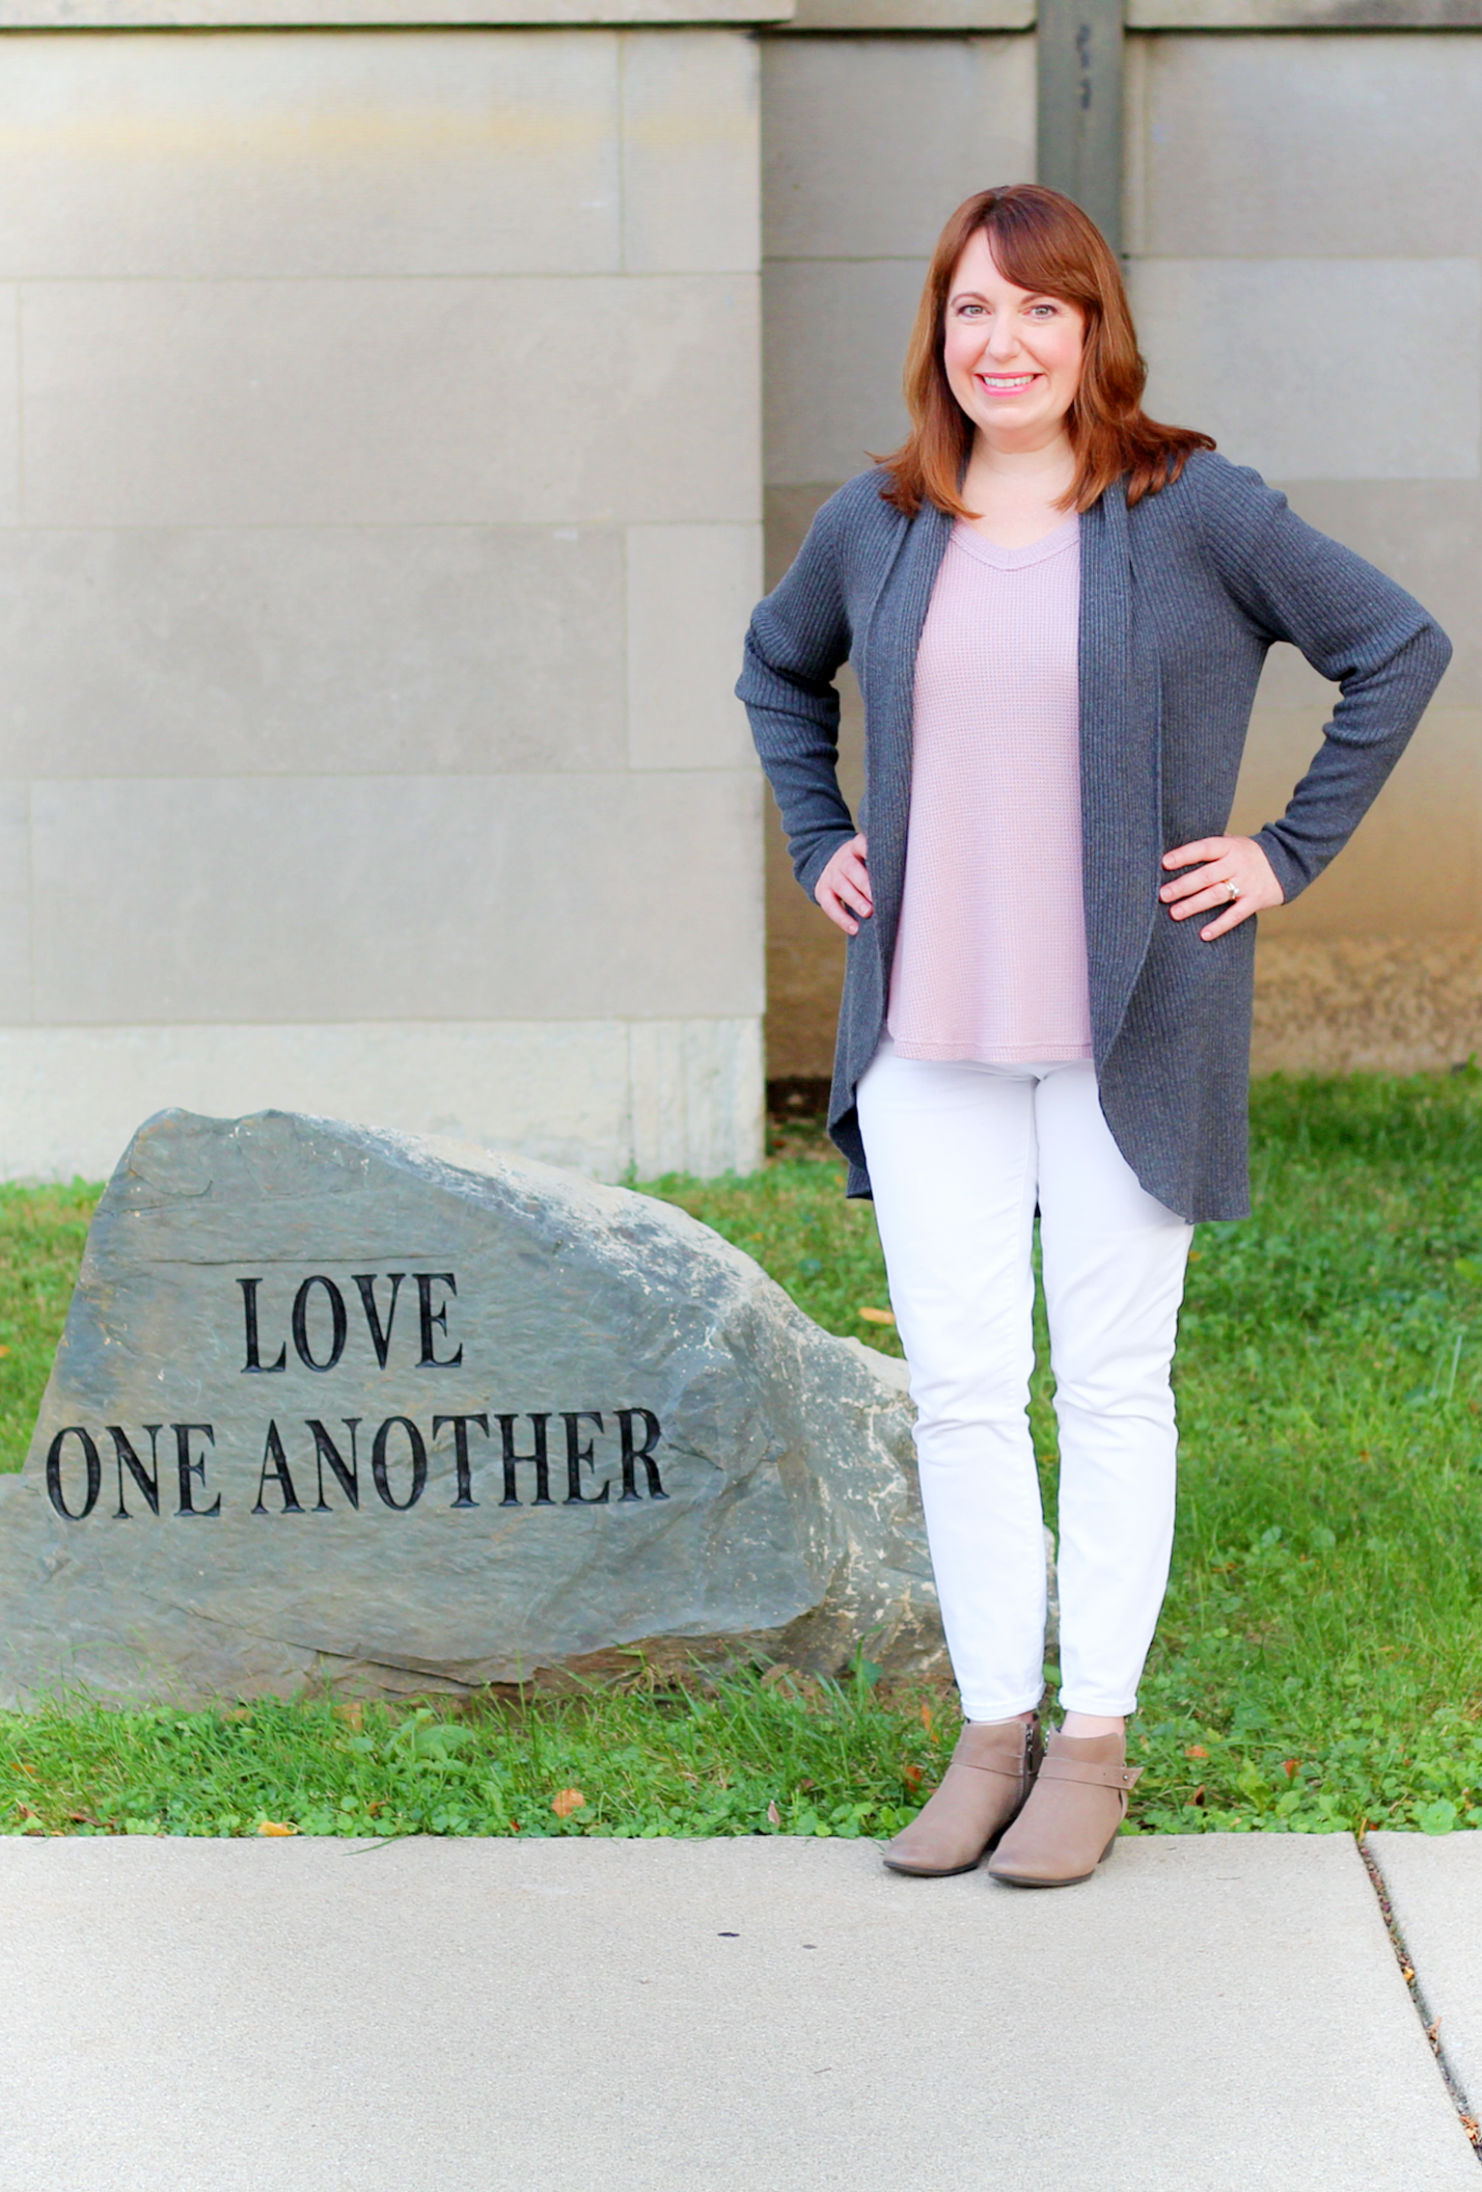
1038, 1757, 1143, 1791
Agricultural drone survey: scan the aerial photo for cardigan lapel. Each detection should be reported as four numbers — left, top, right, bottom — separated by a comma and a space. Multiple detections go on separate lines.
858, 497, 952, 959
1078, 483, 1162, 1065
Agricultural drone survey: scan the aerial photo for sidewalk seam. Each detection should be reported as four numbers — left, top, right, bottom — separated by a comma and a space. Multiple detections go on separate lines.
1360, 1833, 1482, 2165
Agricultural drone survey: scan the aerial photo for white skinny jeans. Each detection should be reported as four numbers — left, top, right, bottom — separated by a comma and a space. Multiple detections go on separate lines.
856, 1045, 1193, 1719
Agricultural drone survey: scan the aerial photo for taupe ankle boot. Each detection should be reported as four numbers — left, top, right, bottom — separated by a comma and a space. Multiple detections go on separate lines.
987, 1726, 1141, 1888
882, 1715, 1042, 1877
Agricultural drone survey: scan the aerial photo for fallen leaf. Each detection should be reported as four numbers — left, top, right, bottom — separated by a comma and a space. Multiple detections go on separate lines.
919, 1702, 934, 1732
0, 1344, 10, 1357
1283, 1759, 1300, 1779
257, 1820, 296, 1837
766, 1800, 781, 1826
336, 1701, 364, 1731
1185, 1744, 1208, 1759
902, 1764, 923, 1788
858, 1305, 896, 1326
551, 1787, 586, 1819
1190, 1786, 1207, 1807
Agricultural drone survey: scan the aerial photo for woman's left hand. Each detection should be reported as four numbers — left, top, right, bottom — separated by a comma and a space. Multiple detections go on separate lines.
1159, 835, 1285, 940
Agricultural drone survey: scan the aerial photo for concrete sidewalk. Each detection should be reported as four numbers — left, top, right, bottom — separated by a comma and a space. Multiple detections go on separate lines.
1370, 1831, 1482, 2141
1, 1832, 1478, 2192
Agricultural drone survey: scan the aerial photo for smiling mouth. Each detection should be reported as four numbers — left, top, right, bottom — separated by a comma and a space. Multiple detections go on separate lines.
977, 372, 1039, 394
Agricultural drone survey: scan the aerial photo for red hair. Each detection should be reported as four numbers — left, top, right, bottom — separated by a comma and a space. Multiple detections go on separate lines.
879, 184, 1213, 518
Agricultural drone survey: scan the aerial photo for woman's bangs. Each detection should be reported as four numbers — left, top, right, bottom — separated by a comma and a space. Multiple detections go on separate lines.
978, 210, 1098, 321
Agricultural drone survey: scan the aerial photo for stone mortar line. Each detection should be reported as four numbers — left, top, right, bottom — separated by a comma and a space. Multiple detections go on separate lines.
1360, 1834, 1482, 2161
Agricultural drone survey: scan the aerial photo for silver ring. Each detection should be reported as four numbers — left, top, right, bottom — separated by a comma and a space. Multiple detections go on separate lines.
1225, 880, 1238, 902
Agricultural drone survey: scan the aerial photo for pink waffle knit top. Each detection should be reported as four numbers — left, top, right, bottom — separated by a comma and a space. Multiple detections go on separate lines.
886, 511, 1093, 1064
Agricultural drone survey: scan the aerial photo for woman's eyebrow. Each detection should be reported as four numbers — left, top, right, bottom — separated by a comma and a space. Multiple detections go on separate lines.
947, 288, 1053, 308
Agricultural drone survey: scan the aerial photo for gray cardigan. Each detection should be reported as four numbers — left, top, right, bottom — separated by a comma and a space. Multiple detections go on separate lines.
737, 452, 1452, 1221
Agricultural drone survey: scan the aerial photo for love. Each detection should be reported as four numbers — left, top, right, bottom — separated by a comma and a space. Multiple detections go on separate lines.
236, 1272, 463, 1374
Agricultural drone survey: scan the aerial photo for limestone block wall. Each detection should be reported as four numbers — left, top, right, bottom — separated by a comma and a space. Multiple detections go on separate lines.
1126, 31, 1482, 1072
760, 17, 1482, 1079
1, 7, 1473, 1176
760, 29, 1037, 1074
0, 25, 767, 1181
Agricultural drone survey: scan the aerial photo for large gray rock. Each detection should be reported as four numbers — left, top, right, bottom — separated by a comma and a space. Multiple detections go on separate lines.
0, 1109, 955, 1707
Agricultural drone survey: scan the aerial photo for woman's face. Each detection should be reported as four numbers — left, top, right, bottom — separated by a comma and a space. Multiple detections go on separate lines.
942, 229, 1086, 450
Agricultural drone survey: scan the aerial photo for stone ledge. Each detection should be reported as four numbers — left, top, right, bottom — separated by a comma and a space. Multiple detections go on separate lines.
7, 0, 1479, 24
0, 0, 793, 25
0, 1017, 765, 1184
774, 0, 1030, 28
777, 0, 1481, 21
1129, 0, 1482, 24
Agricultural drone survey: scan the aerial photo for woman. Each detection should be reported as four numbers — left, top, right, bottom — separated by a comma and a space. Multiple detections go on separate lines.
737, 185, 1451, 1888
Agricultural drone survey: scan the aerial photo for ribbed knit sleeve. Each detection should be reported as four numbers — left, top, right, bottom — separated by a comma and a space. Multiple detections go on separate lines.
1189, 453, 1453, 901
736, 489, 860, 899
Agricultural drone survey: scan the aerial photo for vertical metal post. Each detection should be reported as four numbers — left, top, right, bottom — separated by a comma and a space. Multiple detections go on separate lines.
1036, 0, 1125, 256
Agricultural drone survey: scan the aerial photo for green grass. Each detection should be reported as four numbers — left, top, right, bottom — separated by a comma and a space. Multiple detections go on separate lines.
4, 1074, 1482, 1839
1, 1674, 936, 1842
0, 1180, 98, 1473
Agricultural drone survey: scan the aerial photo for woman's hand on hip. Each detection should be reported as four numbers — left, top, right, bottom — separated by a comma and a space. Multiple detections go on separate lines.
815, 833, 873, 937
1160, 835, 1284, 940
